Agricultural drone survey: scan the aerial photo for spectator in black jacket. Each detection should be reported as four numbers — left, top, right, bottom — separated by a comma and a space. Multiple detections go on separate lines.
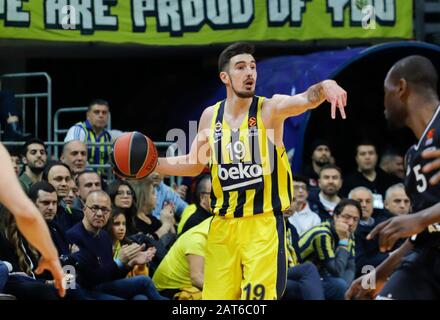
43, 162, 83, 233
29, 181, 121, 300
379, 147, 405, 181
342, 142, 401, 209
384, 183, 411, 216
66, 190, 167, 300
302, 139, 333, 188
349, 187, 391, 276
308, 164, 342, 221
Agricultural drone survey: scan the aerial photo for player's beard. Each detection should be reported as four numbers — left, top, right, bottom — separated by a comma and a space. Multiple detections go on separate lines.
230, 78, 254, 99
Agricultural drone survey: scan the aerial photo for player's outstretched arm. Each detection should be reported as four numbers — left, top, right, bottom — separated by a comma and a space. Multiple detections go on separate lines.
155, 106, 213, 177
0, 143, 65, 297
269, 80, 347, 120
345, 239, 413, 300
368, 202, 440, 252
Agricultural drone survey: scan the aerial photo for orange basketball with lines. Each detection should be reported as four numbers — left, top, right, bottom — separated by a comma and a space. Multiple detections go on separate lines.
110, 132, 158, 179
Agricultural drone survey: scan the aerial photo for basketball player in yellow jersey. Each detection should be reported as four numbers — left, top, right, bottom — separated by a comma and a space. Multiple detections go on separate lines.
155, 42, 347, 300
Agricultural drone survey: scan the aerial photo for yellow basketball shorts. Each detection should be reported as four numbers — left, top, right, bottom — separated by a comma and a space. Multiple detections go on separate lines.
202, 212, 287, 300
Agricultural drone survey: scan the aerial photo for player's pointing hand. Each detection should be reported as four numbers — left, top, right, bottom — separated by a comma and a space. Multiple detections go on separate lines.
322, 80, 348, 119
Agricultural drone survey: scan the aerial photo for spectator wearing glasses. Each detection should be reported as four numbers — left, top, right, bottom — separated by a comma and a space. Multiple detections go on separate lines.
180, 174, 212, 235
66, 190, 167, 300
299, 199, 360, 300
107, 179, 138, 236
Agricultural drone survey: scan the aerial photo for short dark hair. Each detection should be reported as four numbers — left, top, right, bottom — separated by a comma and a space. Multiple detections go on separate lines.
292, 174, 309, 186
356, 140, 377, 155
389, 55, 438, 93
333, 198, 363, 219
75, 169, 100, 187
42, 161, 71, 181
194, 173, 211, 205
319, 164, 342, 178
106, 179, 137, 205
22, 138, 46, 157
88, 99, 109, 112
29, 181, 57, 203
218, 42, 255, 73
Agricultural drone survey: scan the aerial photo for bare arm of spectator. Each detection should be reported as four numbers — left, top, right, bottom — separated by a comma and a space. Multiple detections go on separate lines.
172, 183, 188, 200
164, 188, 188, 219
0, 143, 65, 297
155, 203, 176, 239
345, 239, 413, 300
186, 254, 204, 290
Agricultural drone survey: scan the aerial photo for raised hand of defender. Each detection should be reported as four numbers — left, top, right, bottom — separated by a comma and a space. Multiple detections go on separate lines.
367, 214, 425, 252
345, 274, 385, 300
322, 80, 348, 119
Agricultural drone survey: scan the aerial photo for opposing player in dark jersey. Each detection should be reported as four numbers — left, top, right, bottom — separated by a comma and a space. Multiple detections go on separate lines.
346, 55, 440, 300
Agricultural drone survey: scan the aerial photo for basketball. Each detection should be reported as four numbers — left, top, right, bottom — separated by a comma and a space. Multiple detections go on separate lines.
110, 131, 158, 179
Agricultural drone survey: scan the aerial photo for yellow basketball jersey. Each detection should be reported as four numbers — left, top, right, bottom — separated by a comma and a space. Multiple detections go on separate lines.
208, 96, 293, 218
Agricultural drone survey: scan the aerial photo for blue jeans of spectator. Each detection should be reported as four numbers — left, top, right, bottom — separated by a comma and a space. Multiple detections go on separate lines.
94, 275, 168, 300
81, 288, 124, 300
0, 261, 8, 292
283, 263, 325, 300
322, 276, 348, 300
5, 274, 60, 300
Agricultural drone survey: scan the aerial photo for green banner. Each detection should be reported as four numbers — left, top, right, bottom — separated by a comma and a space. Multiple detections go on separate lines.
0, 0, 413, 45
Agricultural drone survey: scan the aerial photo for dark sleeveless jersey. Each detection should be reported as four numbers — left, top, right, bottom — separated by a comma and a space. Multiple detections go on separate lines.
404, 106, 440, 247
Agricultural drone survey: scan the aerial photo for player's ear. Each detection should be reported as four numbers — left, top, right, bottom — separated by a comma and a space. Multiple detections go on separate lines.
398, 78, 408, 97
219, 71, 229, 85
